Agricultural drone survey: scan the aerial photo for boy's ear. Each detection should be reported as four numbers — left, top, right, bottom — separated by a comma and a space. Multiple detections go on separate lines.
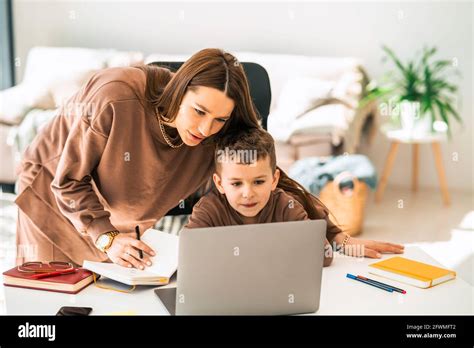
271, 168, 280, 191
213, 173, 226, 194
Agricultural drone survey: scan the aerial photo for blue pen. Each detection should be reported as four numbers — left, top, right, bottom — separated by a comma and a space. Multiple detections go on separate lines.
346, 273, 394, 293
357, 275, 406, 294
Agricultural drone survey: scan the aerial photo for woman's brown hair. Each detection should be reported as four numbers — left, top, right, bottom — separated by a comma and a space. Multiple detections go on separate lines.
136, 48, 261, 143
214, 128, 339, 223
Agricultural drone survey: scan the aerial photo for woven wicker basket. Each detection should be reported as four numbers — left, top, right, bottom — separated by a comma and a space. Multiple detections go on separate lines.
319, 171, 368, 236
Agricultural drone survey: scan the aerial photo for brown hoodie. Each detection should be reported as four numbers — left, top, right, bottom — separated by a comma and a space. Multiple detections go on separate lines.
15, 67, 216, 265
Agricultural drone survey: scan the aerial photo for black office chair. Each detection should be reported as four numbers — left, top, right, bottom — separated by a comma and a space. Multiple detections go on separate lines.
150, 61, 272, 216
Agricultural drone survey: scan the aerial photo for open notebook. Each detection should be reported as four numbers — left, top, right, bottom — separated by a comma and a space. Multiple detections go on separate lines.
83, 229, 178, 286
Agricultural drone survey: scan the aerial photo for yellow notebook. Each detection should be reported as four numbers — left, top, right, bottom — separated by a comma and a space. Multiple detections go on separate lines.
368, 256, 456, 288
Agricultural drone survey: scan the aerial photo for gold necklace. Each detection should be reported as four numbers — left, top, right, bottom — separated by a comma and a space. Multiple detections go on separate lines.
157, 113, 184, 149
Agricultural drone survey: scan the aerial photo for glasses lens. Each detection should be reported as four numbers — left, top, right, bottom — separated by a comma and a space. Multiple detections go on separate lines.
49, 261, 72, 270
19, 262, 43, 271
23, 261, 42, 267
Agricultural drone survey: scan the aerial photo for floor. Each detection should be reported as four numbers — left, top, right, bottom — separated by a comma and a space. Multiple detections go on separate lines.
0, 186, 472, 314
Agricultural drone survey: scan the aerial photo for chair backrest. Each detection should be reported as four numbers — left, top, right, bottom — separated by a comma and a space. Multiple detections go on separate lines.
150, 61, 271, 129
150, 61, 272, 216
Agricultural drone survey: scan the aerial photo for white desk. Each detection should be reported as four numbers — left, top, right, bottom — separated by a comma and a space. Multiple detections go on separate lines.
3, 246, 473, 315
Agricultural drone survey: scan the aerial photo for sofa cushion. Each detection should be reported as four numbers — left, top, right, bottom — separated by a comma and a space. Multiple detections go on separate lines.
0, 47, 144, 126
0, 84, 54, 125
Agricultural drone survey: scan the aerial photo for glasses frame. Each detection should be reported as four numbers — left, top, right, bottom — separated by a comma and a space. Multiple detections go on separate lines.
17, 261, 75, 274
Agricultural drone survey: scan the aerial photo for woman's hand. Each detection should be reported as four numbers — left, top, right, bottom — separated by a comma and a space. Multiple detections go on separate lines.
338, 234, 405, 258
106, 232, 156, 269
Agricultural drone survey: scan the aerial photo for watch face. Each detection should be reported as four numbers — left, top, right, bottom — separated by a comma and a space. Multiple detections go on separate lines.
97, 234, 110, 249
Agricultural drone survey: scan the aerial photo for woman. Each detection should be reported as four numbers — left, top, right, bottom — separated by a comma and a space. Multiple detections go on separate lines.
15, 48, 259, 269
15, 48, 402, 270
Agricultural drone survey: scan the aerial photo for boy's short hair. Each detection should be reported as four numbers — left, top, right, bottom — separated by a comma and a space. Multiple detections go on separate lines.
214, 128, 277, 173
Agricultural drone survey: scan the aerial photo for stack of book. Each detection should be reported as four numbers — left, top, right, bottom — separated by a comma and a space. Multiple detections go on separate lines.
3, 267, 94, 294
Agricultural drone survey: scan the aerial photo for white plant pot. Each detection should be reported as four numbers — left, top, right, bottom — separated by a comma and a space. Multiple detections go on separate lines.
399, 101, 432, 136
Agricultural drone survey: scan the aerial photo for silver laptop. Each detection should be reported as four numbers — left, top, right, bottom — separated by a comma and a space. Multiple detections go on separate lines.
154, 219, 327, 315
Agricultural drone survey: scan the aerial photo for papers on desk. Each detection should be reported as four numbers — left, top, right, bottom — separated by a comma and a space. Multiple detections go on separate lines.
83, 229, 179, 286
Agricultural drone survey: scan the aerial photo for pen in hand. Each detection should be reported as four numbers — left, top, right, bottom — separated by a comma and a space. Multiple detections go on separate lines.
135, 225, 144, 259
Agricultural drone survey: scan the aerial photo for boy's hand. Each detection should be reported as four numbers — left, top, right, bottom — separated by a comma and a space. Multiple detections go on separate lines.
342, 237, 405, 258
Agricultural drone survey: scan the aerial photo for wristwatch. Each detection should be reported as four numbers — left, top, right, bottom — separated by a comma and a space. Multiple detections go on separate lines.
95, 231, 120, 253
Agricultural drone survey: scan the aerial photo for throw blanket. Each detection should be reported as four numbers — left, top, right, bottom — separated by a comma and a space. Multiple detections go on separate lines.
288, 155, 377, 195
14, 108, 58, 157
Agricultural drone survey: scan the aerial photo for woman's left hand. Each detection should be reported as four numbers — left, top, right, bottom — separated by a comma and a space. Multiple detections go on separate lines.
342, 237, 405, 258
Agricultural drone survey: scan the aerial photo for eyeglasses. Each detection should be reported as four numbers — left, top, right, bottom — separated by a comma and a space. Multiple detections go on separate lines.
17, 261, 75, 274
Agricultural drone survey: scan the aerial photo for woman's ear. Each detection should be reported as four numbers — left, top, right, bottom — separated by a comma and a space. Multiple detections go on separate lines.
271, 168, 280, 191
213, 173, 226, 194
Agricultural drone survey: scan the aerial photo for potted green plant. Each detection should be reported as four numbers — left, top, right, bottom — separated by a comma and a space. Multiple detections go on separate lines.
361, 45, 462, 138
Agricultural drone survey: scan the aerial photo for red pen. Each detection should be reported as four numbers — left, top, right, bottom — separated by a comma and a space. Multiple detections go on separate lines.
29, 269, 77, 280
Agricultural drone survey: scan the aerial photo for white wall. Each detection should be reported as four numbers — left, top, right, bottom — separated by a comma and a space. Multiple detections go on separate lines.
12, 0, 473, 192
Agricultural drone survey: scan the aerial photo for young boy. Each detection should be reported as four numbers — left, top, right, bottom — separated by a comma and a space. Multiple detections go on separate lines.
185, 128, 336, 266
